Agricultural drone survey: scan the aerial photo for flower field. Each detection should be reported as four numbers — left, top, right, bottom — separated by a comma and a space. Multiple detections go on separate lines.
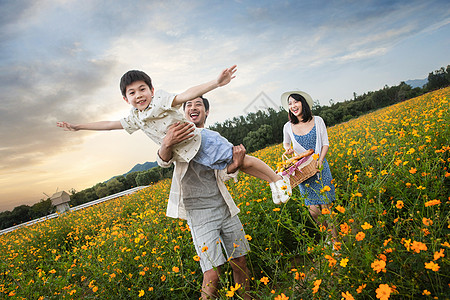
1, 88, 449, 299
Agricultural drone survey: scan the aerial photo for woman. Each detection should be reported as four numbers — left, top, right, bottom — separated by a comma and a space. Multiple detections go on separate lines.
281, 90, 337, 244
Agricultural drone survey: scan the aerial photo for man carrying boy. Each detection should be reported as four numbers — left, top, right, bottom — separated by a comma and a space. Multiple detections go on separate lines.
157, 97, 251, 299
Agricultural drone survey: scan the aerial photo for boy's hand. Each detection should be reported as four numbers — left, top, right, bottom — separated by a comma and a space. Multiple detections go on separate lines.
57, 121, 78, 131
217, 65, 237, 87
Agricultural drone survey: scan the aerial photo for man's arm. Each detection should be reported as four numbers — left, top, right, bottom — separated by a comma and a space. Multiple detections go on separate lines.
226, 144, 246, 174
158, 122, 195, 162
171, 65, 237, 107
57, 121, 123, 131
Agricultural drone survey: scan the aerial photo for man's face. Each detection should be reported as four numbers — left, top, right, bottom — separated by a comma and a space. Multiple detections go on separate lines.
184, 98, 208, 128
123, 80, 154, 111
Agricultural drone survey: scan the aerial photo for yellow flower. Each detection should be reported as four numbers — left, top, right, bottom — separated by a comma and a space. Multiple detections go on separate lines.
313, 153, 319, 160
202, 246, 208, 253
260, 276, 269, 285
273, 208, 281, 212
138, 290, 145, 297
172, 266, 179, 273
193, 255, 200, 261
424, 261, 440, 271
376, 284, 392, 300
422, 290, 431, 296
366, 171, 373, 178
395, 200, 404, 209
355, 232, 365, 241
92, 286, 98, 293
245, 234, 252, 241
361, 222, 373, 230
340, 258, 349, 267
320, 185, 331, 193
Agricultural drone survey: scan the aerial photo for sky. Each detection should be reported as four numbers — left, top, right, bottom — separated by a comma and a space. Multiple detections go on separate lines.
0, 0, 449, 212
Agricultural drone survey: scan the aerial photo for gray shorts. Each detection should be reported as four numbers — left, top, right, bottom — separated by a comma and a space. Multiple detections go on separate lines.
186, 204, 250, 273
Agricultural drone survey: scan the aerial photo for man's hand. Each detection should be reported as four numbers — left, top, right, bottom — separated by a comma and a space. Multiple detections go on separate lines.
217, 65, 237, 87
158, 122, 195, 162
227, 144, 246, 174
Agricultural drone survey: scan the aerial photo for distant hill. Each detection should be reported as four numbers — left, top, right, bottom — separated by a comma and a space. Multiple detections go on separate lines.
405, 78, 427, 88
126, 161, 158, 174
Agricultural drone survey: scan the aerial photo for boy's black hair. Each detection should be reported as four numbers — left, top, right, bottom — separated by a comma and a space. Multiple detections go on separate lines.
120, 70, 153, 97
183, 96, 210, 112
288, 93, 313, 124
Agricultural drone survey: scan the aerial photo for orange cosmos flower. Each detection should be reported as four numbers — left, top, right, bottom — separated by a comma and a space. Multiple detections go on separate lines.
193, 255, 200, 261
371, 259, 386, 273
424, 261, 440, 271
172, 266, 179, 273
376, 284, 392, 300
424, 199, 441, 207
335, 205, 345, 213
410, 241, 427, 253
312, 279, 322, 294
422, 217, 433, 226
260, 276, 269, 285
409, 167, 417, 174
355, 232, 365, 241
434, 249, 445, 261
395, 201, 404, 209
202, 246, 208, 253
356, 284, 366, 294
342, 291, 355, 300
361, 222, 373, 230
275, 293, 289, 300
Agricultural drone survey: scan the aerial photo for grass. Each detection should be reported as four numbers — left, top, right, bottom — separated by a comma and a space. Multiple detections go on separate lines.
1, 87, 449, 299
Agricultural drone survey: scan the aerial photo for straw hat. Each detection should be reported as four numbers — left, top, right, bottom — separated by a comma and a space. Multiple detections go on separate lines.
280, 90, 313, 111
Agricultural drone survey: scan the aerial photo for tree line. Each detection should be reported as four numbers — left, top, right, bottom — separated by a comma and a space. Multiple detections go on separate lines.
1, 65, 449, 230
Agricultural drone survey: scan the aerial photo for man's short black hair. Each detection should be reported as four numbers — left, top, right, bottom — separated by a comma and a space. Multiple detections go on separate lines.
120, 70, 153, 97
183, 96, 209, 111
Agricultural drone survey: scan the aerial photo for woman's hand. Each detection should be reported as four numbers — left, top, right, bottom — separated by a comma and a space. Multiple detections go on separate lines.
283, 148, 294, 156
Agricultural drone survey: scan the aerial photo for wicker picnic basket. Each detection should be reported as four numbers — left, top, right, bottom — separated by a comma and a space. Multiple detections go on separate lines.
279, 152, 319, 187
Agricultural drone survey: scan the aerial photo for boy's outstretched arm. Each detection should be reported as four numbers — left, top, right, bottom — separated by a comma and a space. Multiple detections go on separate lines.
171, 65, 237, 107
57, 121, 123, 131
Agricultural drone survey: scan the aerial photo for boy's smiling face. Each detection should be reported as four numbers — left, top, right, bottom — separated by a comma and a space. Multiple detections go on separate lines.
123, 80, 154, 111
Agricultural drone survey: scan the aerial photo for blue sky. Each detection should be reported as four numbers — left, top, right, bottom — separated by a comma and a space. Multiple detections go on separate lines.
0, 0, 449, 211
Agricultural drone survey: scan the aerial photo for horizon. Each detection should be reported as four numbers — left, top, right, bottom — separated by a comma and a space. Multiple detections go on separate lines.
1, 0, 449, 212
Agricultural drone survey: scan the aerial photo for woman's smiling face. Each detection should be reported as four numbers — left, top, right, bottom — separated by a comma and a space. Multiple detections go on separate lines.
288, 96, 302, 117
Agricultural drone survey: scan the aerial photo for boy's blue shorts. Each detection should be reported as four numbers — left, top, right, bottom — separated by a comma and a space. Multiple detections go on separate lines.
192, 129, 233, 170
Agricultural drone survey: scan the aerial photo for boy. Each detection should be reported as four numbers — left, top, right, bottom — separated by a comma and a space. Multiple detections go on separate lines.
57, 65, 291, 203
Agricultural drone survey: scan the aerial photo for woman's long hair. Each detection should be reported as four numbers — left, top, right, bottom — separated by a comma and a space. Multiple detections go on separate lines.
288, 93, 313, 124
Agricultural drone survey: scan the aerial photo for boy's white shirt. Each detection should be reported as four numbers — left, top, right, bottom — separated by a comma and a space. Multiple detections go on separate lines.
120, 90, 202, 163
283, 116, 329, 155
157, 153, 240, 220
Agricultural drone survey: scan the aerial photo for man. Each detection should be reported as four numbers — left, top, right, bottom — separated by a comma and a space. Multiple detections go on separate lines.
157, 96, 251, 299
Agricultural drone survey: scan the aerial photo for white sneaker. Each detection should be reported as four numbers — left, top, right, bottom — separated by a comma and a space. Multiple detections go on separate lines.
270, 182, 282, 204
275, 175, 292, 203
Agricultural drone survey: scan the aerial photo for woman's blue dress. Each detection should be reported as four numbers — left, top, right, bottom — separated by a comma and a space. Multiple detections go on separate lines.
294, 125, 336, 205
